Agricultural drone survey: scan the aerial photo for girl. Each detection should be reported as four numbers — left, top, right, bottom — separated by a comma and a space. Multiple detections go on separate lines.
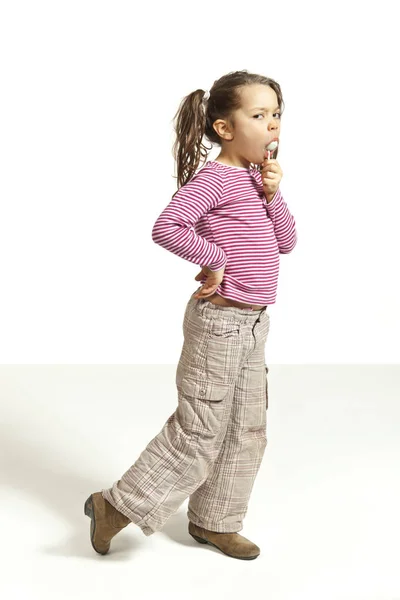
84, 69, 297, 560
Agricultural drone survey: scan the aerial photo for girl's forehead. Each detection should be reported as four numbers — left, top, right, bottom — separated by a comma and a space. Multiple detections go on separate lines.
239, 85, 278, 108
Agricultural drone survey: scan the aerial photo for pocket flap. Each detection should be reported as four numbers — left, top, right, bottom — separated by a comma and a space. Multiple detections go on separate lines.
181, 376, 231, 402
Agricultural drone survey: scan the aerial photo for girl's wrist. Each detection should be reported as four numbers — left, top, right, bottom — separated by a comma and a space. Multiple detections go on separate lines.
266, 192, 276, 203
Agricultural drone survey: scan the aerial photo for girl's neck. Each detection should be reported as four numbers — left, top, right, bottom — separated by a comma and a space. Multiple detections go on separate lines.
214, 153, 252, 170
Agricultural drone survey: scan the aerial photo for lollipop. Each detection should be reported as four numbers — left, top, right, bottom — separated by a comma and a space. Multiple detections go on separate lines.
265, 140, 279, 159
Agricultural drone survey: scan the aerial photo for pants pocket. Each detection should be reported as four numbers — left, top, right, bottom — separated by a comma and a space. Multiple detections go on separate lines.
205, 319, 242, 384
209, 322, 241, 338
177, 375, 232, 438
265, 365, 269, 410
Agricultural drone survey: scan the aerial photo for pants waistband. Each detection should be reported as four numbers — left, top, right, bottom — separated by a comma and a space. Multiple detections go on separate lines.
189, 294, 268, 323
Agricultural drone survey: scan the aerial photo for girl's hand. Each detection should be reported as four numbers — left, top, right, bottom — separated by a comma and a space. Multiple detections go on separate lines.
193, 265, 225, 299
261, 149, 283, 201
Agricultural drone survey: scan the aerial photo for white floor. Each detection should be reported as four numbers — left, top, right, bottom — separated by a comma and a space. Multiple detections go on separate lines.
1, 365, 399, 600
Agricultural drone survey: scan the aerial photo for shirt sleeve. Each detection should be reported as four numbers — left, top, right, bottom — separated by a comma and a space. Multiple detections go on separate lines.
253, 170, 297, 254
265, 187, 297, 253
151, 166, 227, 271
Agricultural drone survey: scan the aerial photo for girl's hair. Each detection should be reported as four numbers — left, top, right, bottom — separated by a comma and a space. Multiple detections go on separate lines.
172, 69, 284, 189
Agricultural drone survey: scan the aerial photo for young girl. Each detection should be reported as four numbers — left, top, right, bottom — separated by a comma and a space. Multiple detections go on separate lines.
84, 69, 297, 560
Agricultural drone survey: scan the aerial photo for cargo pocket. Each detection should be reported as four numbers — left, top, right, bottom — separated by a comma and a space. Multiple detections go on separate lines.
265, 365, 269, 410
177, 376, 232, 438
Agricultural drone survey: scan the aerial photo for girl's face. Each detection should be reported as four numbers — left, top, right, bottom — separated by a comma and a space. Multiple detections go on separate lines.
215, 84, 281, 167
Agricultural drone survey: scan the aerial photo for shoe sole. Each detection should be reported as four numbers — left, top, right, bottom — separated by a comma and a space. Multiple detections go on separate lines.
84, 494, 109, 555
189, 532, 259, 560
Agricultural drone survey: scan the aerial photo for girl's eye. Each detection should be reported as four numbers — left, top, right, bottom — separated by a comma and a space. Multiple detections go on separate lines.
254, 113, 281, 119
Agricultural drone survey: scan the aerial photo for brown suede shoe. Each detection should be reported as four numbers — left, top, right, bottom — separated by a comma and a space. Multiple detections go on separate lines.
188, 521, 260, 560
84, 492, 131, 555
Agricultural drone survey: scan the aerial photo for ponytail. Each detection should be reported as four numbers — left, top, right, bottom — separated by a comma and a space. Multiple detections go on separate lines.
172, 89, 211, 189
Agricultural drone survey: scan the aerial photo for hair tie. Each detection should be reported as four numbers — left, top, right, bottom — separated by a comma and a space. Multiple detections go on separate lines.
202, 89, 210, 105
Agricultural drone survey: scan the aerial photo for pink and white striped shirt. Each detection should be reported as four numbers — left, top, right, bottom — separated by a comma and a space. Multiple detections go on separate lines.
152, 160, 297, 305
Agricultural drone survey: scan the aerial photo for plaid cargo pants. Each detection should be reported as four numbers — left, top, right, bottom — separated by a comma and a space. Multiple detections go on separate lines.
102, 290, 270, 536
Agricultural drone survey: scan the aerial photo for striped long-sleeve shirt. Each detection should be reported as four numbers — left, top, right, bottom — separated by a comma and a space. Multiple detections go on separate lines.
152, 160, 297, 305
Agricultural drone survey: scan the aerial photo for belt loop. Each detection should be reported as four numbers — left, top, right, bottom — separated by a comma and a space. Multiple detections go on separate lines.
192, 292, 205, 316
197, 298, 206, 315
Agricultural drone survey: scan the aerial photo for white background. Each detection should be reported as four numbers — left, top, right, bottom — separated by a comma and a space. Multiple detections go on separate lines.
1, 2, 400, 600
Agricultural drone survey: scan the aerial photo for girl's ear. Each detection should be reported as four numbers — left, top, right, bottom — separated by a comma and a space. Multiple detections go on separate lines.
212, 119, 233, 141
